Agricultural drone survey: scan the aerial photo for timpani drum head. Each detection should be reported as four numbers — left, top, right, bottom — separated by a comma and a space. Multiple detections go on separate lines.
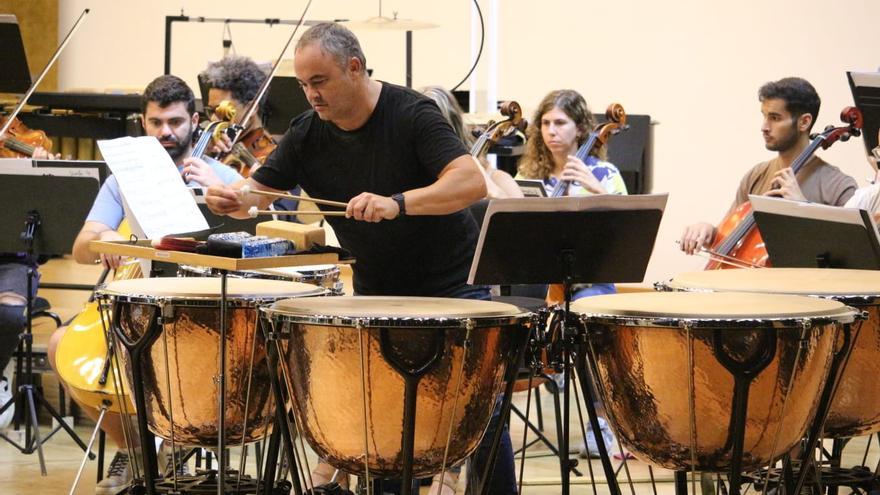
102, 277, 325, 300
665, 268, 880, 297
571, 291, 853, 322
267, 296, 530, 326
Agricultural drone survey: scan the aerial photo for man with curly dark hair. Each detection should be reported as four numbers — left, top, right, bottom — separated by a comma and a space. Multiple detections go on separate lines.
199, 56, 276, 172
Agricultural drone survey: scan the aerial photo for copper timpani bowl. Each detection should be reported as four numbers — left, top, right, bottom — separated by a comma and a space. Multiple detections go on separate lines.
572, 291, 856, 472
99, 277, 327, 446
261, 296, 531, 478
663, 268, 880, 438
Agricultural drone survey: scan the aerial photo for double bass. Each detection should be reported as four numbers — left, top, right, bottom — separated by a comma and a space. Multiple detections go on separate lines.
546, 103, 629, 306
703, 106, 863, 269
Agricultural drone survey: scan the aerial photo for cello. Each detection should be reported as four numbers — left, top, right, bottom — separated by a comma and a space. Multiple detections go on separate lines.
469, 100, 527, 157
703, 106, 863, 269
546, 103, 629, 306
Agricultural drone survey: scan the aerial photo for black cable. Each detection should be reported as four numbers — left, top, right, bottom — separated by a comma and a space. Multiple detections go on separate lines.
449, 0, 484, 92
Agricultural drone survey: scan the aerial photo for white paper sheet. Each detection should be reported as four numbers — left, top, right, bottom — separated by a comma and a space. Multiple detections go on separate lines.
97, 136, 208, 238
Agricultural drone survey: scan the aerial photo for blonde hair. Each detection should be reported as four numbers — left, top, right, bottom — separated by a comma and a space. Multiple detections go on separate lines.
518, 89, 604, 180
421, 86, 475, 149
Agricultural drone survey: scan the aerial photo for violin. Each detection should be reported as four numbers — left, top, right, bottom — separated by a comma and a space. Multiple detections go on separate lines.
0, 115, 53, 158
703, 106, 863, 270
470, 101, 527, 157
546, 103, 629, 306
221, 126, 277, 177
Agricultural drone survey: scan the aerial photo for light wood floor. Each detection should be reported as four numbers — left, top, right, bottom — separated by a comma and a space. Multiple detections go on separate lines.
2, 257, 878, 494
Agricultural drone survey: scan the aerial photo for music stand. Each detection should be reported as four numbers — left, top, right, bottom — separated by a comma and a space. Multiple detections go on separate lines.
0, 171, 100, 474
263, 76, 312, 135
0, 15, 31, 93
847, 71, 880, 164
468, 194, 667, 495
751, 195, 880, 269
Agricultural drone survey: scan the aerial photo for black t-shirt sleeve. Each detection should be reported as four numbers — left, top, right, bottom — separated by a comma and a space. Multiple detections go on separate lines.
410, 98, 470, 178
251, 115, 308, 190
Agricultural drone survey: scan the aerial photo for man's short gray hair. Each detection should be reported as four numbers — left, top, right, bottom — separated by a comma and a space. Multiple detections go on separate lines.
296, 22, 367, 73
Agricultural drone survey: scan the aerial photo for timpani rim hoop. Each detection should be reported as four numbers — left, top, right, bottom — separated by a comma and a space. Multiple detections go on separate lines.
261, 295, 533, 328
97, 277, 327, 307
661, 268, 880, 304
572, 291, 858, 329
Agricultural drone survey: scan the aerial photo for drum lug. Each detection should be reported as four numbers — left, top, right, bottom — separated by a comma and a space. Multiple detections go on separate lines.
159, 302, 174, 322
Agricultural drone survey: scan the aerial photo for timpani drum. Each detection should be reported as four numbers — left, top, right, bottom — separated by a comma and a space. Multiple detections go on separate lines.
572, 291, 856, 471
662, 268, 880, 438
261, 296, 531, 478
98, 277, 326, 446
178, 264, 344, 295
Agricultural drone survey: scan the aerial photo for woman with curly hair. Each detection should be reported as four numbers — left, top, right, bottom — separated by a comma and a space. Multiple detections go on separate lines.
518, 89, 627, 198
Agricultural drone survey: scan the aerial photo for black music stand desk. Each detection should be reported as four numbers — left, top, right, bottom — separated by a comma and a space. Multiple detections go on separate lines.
468, 194, 667, 286
751, 195, 880, 269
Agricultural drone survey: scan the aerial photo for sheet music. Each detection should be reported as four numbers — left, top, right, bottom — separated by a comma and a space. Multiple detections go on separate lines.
97, 136, 207, 238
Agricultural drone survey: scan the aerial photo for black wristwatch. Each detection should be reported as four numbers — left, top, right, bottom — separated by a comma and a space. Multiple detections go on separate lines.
391, 193, 406, 217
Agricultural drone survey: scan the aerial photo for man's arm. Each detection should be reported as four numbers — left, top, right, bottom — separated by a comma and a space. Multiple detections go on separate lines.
72, 221, 125, 267
346, 154, 487, 222
204, 177, 284, 219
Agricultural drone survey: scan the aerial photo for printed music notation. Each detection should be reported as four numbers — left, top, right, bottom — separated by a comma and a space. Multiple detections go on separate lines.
97, 136, 208, 239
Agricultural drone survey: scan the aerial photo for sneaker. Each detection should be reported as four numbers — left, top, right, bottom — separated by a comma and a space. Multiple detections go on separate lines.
0, 378, 14, 430
159, 442, 191, 477
578, 417, 616, 459
96, 451, 132, 495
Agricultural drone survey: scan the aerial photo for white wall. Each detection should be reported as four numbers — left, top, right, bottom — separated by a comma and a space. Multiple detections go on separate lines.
57, 0, 880, 285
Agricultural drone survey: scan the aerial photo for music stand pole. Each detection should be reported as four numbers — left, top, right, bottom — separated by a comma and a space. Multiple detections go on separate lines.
0, 212, 91, 473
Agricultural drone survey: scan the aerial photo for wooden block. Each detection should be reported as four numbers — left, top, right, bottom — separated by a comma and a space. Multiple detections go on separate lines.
256, 220, 325, 250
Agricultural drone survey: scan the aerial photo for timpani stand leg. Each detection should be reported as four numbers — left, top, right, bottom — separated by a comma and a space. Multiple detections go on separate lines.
476, 322, 531, 495
218, 270, 228, 495
111, 301, 161, 495
262, 318, 303, 495
788, 322, 855, 495
379, 328, 446, 495
712, 328, 778, 495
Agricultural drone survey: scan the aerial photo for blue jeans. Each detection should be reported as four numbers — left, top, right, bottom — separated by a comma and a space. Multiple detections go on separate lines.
0, 262, 38, 375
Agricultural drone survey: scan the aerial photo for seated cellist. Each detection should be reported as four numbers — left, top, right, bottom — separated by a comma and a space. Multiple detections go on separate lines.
680, 77, 857, 256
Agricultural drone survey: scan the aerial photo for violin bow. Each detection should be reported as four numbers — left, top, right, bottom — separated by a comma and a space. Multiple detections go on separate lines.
0, 9, 90, 140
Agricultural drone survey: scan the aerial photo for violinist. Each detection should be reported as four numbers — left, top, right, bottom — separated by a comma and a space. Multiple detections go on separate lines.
680, 77, 857, 255
199, 55, 276, 175
46, 75, 242, 495
514, 88, 627, 459
421, 86, 522, 199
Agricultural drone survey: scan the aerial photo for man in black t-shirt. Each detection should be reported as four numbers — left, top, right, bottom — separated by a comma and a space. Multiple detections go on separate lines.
206, 24, 486, 298
206, 22, 516, 495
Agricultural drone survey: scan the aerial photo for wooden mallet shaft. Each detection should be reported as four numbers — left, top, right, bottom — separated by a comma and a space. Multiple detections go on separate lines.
240, 185, 347, 208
